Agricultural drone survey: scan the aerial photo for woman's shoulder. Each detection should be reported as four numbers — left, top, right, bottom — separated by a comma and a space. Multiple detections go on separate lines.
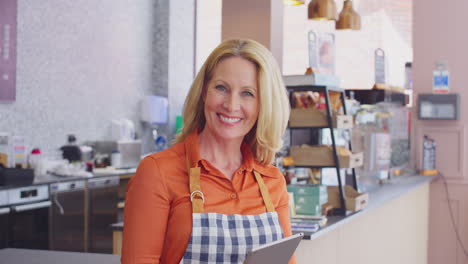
252, 161, 282, 179
136, 142, 186, 176
252, 162, 288, 198
144, 141, 185, 163
132, 142, 188, 192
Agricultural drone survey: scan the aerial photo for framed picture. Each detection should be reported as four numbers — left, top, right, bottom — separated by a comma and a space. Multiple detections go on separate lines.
308, 30, 336, 75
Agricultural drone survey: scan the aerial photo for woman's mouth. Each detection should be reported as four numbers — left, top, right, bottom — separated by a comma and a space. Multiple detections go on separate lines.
218, 113, 242, 124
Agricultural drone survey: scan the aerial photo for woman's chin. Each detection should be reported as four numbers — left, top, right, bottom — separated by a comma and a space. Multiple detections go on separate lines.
211, 129, 247, 142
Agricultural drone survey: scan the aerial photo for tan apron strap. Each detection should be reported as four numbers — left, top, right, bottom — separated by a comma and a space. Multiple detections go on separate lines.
253, 171, 275, 212
189, 167, 204, 213
187, 156, 204, 213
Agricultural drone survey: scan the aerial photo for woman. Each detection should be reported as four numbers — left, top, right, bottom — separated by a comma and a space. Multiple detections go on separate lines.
122, 38, 295, 264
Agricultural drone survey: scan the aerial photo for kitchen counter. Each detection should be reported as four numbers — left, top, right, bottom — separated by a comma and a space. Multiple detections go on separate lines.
35, 167, 137, 184
0, 248, 120, 264
296, 175, 434, 264
300, 175, 435, 240
0, 167, 135, 254
0, 167, 136, 191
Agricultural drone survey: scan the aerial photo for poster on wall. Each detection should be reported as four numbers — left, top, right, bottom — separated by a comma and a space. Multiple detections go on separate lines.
0, 0, 17, 102
307, 31, 336, 75
317, 33, 335, 75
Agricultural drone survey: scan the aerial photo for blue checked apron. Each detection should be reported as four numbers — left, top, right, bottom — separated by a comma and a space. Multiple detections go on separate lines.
179, 161, 284, 264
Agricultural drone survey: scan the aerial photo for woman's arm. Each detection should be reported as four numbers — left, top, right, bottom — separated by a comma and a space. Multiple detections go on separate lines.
121, 156, 170, 264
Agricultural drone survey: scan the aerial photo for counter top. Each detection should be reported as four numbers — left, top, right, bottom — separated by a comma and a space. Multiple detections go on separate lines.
110, 175, 436, 240
0, 248, 120, 264
112, 222, 124, 231
303, 175, 436, 240
0, 167, 136, 191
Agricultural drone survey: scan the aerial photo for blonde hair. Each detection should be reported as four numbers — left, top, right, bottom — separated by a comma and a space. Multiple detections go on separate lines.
174, 39, 290, 165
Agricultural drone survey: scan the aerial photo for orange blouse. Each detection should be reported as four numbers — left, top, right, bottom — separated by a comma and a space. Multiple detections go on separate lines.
121, 131, 296, 264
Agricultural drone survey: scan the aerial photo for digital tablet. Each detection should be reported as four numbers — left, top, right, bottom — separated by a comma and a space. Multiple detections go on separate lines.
244, 233, 304, 264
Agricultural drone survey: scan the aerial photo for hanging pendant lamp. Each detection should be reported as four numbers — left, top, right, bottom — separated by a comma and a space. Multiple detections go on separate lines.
308, 0, 337, 20
336, 0, 361, 30
284, 0, 305, 6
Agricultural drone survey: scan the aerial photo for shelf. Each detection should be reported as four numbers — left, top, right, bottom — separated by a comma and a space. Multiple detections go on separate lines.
288, 165, 340, 169
286, 85, 359, 216
286, 85, 344, 93
289, 126, 330, 129
289, 108, 353, 129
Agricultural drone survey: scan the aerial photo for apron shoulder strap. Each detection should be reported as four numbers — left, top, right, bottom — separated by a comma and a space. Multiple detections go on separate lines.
253, 171, 275, 212
187, 154, 274, 213
188, 157, 204, 213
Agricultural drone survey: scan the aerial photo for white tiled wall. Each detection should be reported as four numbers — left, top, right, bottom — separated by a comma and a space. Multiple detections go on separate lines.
0, 0, 155, 151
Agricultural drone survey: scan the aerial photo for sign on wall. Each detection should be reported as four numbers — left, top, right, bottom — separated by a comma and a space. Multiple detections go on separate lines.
0, 0, 17, 102
374, 48, 386, 85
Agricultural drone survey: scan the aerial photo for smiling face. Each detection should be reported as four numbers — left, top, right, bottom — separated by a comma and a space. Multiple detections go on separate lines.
202, 56, 259, 142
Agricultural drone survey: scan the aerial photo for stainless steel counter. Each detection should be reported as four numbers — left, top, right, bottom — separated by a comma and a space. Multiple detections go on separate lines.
0, 167, 136, 191
0, 167, 135, 253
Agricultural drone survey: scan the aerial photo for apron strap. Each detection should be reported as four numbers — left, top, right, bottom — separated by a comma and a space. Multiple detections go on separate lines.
186, 150, 274, 213
253, 171, 275, 212
188, 157, 204, 213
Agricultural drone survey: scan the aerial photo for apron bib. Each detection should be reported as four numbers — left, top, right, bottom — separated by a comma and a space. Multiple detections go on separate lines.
179, 162, 284, 264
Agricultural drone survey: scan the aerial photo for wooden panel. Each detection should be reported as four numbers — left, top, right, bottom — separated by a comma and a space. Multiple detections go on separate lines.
338, 184, 429, 264
296, 183, 430, 264
429, 182, 468, 264
296, 232, 338, 264
416, 126, 466, 181
428, 195, 459, 263
113, 231, 122, 255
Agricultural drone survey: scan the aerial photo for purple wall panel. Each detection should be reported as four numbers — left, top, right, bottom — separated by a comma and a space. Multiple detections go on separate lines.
0, 0, 17, 102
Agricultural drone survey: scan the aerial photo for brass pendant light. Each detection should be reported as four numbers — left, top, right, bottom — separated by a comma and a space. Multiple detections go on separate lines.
336, 0, 361, 30
284, 0, 305, 6
308, 0, 337, 20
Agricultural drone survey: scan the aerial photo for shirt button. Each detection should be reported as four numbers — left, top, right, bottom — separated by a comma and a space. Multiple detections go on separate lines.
230, 193, 237, 199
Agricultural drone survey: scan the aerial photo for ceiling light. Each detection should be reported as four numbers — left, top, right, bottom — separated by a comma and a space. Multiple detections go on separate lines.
284, 0, 305, 6
308, 0, 337, 20
336, 0, 361, 30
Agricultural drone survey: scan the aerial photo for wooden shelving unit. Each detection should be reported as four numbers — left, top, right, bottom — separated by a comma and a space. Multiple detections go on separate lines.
286, 84, 359, 216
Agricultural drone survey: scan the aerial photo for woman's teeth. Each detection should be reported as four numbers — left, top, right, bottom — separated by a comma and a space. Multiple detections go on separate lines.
219, 115, 241, 123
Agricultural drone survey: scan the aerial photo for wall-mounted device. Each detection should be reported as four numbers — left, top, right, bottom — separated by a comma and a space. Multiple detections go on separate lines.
140, 95, 168, 125
418, 93, 459, 120
140, 95, 169, 154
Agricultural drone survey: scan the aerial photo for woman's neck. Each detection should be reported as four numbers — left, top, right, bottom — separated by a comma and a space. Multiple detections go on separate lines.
198, 129, 243, 178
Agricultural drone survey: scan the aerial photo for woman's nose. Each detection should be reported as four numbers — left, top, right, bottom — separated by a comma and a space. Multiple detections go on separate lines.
224, 93, 241, 112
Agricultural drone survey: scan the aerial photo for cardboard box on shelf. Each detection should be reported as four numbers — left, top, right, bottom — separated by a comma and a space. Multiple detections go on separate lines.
290, 145, 363, 168
289, 108, 353, 129
327, 185, 368, 212
287, 185, 328, 216
294, 196, 322, 216
287, 185, 328, 204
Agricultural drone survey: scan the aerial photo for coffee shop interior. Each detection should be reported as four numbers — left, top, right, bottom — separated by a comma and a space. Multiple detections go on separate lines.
0, 0, 466, 263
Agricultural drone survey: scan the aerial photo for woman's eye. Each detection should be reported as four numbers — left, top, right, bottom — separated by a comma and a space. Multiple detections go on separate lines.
242, 91, 254, 97
215, 85, 226, 92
